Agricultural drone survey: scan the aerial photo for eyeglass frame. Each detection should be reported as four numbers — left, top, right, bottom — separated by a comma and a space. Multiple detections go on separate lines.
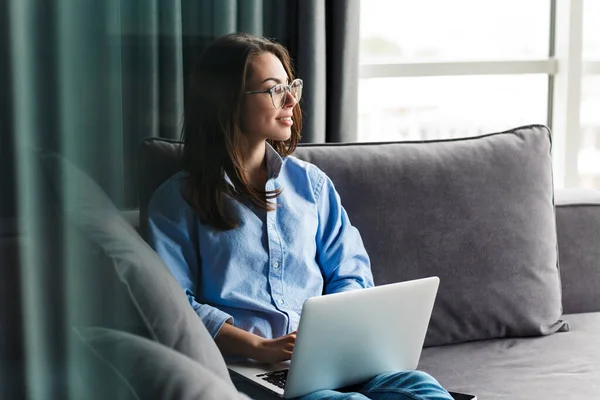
244, 78, 303, 109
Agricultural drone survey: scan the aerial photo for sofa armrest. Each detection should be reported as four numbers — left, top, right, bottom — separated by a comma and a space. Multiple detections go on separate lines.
555, 188, 600, 314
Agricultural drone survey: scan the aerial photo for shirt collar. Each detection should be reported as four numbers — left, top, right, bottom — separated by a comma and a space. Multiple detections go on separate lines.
265, 141, 284, 179
223, 141, 284, 187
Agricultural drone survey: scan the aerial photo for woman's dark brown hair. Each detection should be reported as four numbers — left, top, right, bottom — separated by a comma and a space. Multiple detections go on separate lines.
182, 33, 302, 231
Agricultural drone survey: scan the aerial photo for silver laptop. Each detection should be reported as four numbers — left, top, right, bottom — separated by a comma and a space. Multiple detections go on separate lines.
227, 276, 440, 399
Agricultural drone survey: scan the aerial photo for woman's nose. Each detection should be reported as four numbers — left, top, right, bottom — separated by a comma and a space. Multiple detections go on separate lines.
283, 90, 297, 108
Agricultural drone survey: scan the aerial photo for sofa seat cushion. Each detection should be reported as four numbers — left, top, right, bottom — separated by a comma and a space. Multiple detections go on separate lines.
418, 312, 600, 399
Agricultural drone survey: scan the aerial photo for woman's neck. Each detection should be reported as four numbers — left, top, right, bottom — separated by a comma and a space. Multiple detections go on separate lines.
241, 140, 268, 189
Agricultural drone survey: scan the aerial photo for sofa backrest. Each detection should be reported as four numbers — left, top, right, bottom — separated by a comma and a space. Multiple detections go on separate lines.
138, 138, 183, 239
555, 189, 600, 314
138, 126, 568, 347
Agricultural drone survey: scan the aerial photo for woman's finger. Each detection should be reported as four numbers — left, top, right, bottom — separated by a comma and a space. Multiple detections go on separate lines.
281, 336, 295, 345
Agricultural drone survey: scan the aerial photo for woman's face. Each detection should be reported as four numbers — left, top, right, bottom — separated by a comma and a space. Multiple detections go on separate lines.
240, 52, 298, 143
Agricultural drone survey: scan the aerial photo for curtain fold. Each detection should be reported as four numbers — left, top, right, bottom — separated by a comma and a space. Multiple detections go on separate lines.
0, 0, 21, 397
296, 0, 361, 143
9, 1, 66, 399
326, 0, 361, 143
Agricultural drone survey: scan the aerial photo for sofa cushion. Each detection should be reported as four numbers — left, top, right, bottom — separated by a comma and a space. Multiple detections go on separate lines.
294, 125, 567, 346
39, 151, 235, 387
137, 125, 567, 347
418, 312, 600, 400
73, 327, 249, 400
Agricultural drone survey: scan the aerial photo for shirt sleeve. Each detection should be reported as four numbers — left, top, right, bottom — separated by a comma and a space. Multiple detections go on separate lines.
146, 184, 233, 338
314, 172, 375, 294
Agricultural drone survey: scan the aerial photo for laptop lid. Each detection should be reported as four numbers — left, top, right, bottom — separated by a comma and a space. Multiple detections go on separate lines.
283, 276, 440, 398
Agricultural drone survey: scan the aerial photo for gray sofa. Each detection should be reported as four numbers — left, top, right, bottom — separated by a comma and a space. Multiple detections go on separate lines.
134, 125, 600, 399
13, 125, 594, 399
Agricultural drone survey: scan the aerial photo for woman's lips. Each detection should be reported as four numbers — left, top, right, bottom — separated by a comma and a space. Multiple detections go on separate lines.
276, 116, 293, 126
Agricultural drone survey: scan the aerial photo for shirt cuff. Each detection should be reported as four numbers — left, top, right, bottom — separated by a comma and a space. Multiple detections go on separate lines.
194, 304, 234, 339
325, 278, 366, 295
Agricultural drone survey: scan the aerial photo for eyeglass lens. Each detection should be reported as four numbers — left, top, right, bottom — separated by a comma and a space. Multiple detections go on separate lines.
273, 80, 303, 108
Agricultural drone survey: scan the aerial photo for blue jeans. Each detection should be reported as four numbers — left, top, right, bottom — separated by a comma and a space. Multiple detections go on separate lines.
298, 370, 453, 400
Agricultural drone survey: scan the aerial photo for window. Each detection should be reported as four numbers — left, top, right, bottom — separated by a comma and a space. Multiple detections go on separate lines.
358, 75, 547, 142
360, 0, 550, 63
359, 0, 600, 190
580, 0, 600, 188
583, 0, 600, 60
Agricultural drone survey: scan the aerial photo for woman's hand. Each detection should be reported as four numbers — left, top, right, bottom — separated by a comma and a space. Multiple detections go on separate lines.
215, 323, 296, 363
252, 331, 297, 363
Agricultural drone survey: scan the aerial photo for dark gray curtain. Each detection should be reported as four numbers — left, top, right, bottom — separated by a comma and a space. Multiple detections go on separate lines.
296, 0, 361, 143
1, 1, 360, 399
4, 0, 358, 208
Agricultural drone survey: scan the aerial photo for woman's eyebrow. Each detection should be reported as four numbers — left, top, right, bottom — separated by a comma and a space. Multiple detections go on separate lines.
261, 77, 289, 84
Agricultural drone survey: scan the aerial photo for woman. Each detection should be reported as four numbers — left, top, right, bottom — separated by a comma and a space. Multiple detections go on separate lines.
147, 32, 452, 400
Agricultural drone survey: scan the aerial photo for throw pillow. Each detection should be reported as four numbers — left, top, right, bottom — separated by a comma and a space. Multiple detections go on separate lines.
73, 327, 249, 400
294, 125, 568, 346
40, 151, 235, 385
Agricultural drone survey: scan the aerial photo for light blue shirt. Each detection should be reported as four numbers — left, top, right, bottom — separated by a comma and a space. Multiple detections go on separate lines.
147, 143, 374, 340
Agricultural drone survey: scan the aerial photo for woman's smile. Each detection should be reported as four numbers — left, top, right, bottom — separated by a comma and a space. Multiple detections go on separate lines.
276, 116, 293, 126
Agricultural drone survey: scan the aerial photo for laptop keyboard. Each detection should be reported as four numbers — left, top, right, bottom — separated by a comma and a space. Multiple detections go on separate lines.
256, 369, 289, 389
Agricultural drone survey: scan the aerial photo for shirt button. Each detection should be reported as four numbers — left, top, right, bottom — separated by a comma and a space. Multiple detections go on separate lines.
273, 262, 279, 268
278, 299, 284, 305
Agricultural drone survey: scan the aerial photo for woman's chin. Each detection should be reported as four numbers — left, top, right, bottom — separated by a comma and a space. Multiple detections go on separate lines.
267, 129, 292, 142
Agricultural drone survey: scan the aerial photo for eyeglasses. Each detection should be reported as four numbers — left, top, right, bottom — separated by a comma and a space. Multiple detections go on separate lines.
244, 79, 303, 109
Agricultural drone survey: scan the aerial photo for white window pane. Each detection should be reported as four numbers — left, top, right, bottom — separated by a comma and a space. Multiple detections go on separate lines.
579, 76, 600, 189
360, 0, 550, 63
358, 75, 548, 142
584, 0, 600, 59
